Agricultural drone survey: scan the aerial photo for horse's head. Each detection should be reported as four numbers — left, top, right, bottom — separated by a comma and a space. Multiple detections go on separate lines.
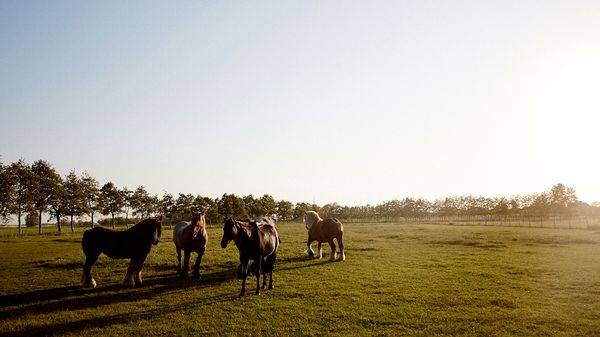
191, 211, 206, 238
220, 218, 238, 248
304, 211, 320, 230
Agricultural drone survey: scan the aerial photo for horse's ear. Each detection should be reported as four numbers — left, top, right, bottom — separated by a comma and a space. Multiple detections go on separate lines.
304, 211, 307, 215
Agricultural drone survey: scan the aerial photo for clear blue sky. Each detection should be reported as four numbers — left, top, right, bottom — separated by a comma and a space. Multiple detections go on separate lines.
1, 1, 599, 206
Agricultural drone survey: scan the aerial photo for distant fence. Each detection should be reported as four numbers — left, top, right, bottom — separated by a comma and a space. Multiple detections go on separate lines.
341, 215, 600, 229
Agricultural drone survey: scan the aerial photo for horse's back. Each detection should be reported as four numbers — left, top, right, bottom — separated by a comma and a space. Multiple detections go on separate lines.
82, 226, 139, 259
310, 218, 343, 242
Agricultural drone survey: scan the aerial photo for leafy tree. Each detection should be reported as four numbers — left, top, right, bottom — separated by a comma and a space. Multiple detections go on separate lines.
131, 185, 153, 218
6, 159, 33, 234
175, 193, 194, 221
121, 187, 133, 228
30, 160, 62, 234
100, 182, 124, 229
47, 176, 67, 232
276, 200, 293, 221
293, 202, 316, 221
243, 194, 259, 218
80, 172, 100, 229
64, 170, 85, 232
0, 160, 15, 223
218, 193, 247, 219
161, 193, 175, 225
259, 194, 277, 217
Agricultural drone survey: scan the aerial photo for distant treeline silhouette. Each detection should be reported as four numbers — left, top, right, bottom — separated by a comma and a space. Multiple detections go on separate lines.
1, 158, 599, 234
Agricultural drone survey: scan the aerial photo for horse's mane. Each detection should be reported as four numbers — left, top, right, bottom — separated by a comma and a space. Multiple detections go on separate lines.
128, 217, 161, 232
192, 212, 206, 228
304, 211, 321, 230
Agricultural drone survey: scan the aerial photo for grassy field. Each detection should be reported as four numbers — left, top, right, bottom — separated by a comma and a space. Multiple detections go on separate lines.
1, 222, 599, 336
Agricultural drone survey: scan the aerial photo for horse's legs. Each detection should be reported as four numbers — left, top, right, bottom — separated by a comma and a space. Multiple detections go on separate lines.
338, 232, 346, 261
81, 252, 99, 288
255, 257, 262, 295
123, 259, 137, 286
175, 245, 182, 274
306, 239, 315, 257
239, 257, 249, 298
133, 257, 146, 286
317, 242, 323, 259
265, 252, 276, 290
328, 239, 337, 261
181, 250, 191, 278
192, 247, 205, 278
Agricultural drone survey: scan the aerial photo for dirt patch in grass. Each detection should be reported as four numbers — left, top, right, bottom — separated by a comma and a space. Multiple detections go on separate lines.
427, 239, 506, 249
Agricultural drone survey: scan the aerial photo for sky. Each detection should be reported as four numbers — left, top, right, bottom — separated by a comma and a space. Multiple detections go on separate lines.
1, 1, 599, 206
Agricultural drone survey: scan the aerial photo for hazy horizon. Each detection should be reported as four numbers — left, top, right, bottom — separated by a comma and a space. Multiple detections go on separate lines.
1, 1, 599, 206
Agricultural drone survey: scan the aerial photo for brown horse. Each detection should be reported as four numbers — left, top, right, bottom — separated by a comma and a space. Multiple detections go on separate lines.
81, 217, 162, 288
173, 211, 208, 278
304, 211, 345, 261
220, 217, 279, 297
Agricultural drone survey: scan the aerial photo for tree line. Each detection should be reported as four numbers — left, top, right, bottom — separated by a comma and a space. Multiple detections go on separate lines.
1, 158, 599, 234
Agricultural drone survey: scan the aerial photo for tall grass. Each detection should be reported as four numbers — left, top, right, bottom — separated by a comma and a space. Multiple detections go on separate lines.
1, 222, 599, 336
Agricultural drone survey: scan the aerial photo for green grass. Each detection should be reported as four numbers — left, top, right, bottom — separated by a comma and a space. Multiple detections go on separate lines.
1, 222, 600, 336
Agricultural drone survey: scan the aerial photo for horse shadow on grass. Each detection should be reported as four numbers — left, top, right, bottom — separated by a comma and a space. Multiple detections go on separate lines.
0, 265, 238, 320
0, 293, 231, 337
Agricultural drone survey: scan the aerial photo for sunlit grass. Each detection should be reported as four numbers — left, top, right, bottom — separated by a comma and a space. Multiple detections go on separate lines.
1, 222, 599, 336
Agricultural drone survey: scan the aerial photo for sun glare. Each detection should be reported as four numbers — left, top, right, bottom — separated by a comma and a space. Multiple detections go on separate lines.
534, 53, 600, 192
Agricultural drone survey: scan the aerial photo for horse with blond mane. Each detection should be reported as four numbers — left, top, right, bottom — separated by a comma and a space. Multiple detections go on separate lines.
173, 211, 208, 278
304, 210, 345, 261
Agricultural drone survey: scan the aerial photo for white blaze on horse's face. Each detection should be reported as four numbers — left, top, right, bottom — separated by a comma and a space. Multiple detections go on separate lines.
152, 228, 160, 245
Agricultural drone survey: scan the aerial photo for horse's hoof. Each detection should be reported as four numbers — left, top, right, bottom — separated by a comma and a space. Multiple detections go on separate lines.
255, 291, 261, 296
192, 273, 201, 279
268, 285, 274, 290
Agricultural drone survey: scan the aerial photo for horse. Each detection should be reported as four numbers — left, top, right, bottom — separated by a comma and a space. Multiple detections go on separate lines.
304, 210, 345, 261
220, 217, 279, 297
173, 211, 208, 278
80, 217, 162, 288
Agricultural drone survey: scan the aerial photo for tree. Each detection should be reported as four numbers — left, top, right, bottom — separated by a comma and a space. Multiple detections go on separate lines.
30, 160, 62, 234
0, 160, 15, 223
131, 186, 152, 218
80, 172, 100, 229
174, 193, 194, 221
548, 183, 578, 217
64, 170, 85, 232
276, 200, 293, 221
121, 187, 133, 228
100, 182, 124, 229
218, 193, 247, 219
259, 194, 277, 217
47, 176, 67, 232
6, 159, 33, 234
161, 193, 175, 225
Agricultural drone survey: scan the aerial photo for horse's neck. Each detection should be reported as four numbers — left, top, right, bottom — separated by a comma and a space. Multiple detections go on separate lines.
308, 215, 321, 228
192, 217, 205, 228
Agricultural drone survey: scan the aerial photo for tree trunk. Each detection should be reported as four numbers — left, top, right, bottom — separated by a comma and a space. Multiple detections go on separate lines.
70, 215, 74, 232
57, 214, 62, 232
90, 212, 94, 229
38, 210, 42, 234
17, 207, 22, 235
111, 212, 115, 229
125, 212, 129, 229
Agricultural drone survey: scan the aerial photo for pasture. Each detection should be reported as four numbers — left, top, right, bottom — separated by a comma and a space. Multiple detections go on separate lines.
1, 222, 599, 336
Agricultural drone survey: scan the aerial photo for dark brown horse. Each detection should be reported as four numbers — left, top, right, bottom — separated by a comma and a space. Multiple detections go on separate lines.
304, 211, 345, 261
81, 217, 162, 288
220, 217, 279, 297
173, 211, 208, 278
